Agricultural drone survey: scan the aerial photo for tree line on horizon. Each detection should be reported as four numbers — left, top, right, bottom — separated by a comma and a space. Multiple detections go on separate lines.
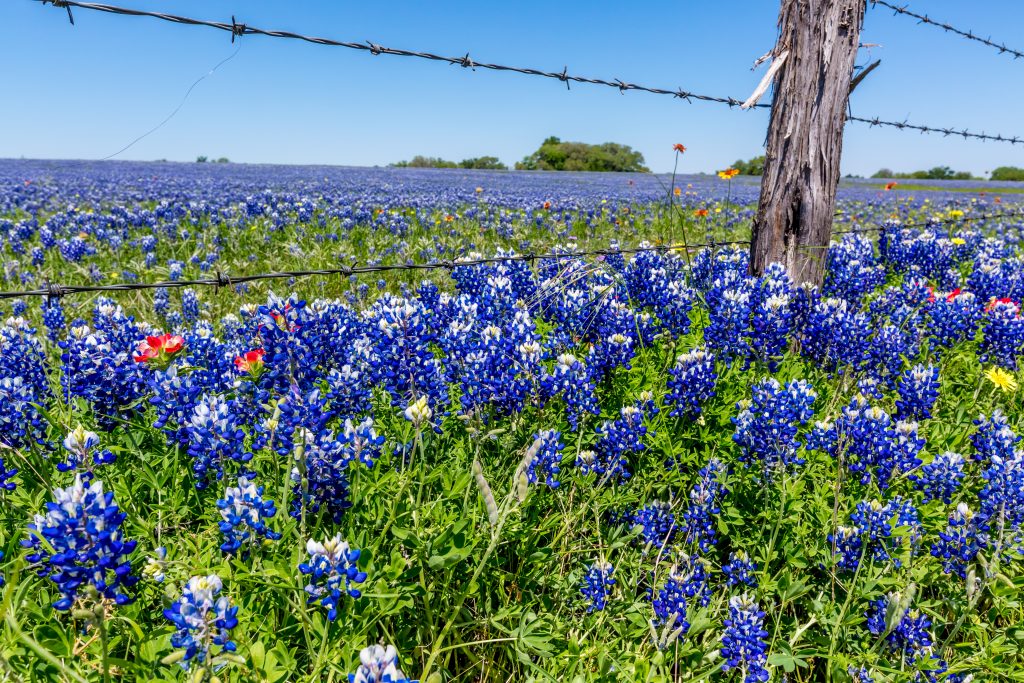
389, 142, 1024, 182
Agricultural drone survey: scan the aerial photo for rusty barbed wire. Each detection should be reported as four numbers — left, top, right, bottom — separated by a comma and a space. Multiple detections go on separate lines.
35, 0, 1024, 146
4, 208, 1024, 301
871, 0, 1024, 61
846, 114, 1023, 145
0, 239, 754, 301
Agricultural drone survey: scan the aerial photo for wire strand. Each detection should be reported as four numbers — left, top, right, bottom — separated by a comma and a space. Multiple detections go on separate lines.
871, 0, 1024, 61
36, 0, 1024, 146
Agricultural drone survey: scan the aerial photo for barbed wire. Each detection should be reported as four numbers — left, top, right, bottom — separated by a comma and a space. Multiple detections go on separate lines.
871, 0, 1024, 61
4, 207, 1024, 301
36, 0, 1024, 146
0, 239, 754, 301
847, 114, 1022, 145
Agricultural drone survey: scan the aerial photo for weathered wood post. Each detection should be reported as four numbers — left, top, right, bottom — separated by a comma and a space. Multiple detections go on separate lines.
749, 0, 867, 285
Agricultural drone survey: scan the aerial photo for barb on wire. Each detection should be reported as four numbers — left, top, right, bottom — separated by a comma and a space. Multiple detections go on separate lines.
36, 0, 759, 109
0, 239, 752, 301
37, 0, 1024, 147
833, 207, 1024, 235
871, 0, 1024, 61
846, 114, 1023, 145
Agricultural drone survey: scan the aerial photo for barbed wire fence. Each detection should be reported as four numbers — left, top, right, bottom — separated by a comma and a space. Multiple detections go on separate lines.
4, 208, 1024, 302
7, 0, 1023, 303
870, 0, 1024, 61
34, 0, 1024, 146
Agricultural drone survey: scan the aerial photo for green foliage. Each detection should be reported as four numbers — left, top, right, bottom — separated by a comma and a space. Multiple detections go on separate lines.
990, 166, 1024, 182
459, 156, 508, 170
195, 156, 208, 163
391, 155, 459, 169
515, 136, 649, 172
870, 166, 977, 180
390, 156, 508, 170
729, 155, 766, 176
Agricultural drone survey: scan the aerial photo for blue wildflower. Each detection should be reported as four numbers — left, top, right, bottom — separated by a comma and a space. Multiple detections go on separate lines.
23, 475, 138, 610
299, 535, 368, 621
895, 364, 940, 420
666, 346, 718, 420
348, 644, 415, 683
580, 561, 615, 612
216, 476, 281, 555
163, 574, 238, 670
721, 595, 770, 683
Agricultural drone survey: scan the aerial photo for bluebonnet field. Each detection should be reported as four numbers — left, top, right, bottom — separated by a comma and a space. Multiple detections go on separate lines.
0, 158, 1023, 682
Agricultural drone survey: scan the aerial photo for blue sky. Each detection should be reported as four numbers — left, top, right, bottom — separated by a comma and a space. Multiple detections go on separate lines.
2, 0, 1022, 175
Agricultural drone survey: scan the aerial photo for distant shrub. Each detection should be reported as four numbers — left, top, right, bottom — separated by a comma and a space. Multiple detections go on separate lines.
991, 166, 1024, 182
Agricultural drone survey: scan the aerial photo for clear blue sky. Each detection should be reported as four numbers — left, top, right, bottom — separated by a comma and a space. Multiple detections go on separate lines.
2, 0, 1022, 175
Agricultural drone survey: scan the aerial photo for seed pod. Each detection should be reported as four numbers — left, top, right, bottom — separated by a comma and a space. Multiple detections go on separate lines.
472, 459, 498, 525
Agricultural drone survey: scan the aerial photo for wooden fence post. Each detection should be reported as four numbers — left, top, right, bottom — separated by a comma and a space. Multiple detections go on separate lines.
749, 0, 867, 285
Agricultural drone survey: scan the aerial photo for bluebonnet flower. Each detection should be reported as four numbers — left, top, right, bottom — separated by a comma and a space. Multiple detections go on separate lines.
631, 500, 676, 551
666, 346, 717, 419
722, 550, 757, 588
290, 428, 353, 524
216, 476, 281, 555
830, 498, 920, 572
928, 290, 981, 352
41, 299, 66, 341
348, 644, 414, 683
526, 430, 565, 488
0, 452, 16, 492
824, 233, 886, 304
651, 565, 692, 638
581, 405, 647, 484
720, 595, 770, 683
181, 288, 201, 323
153, 287, 169, 318
338, 417, 386, 469
542, 353, 598, 430
185, 394, 252, 489
809, 397, 923, 489
59, 425, 116, 472
732, 378, 816, 475
857, 376, 885, 401
895, 364, 940, 420
299, 535, 368, 621
23, 475, 138, 610
580, 561, 615, 612
930, 503, 983, 579
911, 452, 965, 504
681, 458, 728, 553
142, 547, 168, 583
705, 284, 753, 363
847, 665, 875, 683
869, 323, 916, 386
971, 409, 1018, 464
980, 298, 1024, 369
977, 450, 1024, 547
799, 296, 872, 373
163, 574, 239, 670
865, 594, 947, 677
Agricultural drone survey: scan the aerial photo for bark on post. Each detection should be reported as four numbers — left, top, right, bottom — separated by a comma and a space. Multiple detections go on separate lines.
749, 0, 867, 285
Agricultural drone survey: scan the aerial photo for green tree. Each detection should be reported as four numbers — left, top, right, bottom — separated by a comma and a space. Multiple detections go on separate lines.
730, 155, 766, 176
515, 137, 648, 172
991, 166, 1024, 181
391, 155, 458, 168
459, 156, 508, 170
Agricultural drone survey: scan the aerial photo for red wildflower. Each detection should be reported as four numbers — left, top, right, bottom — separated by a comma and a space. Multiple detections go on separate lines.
694, 208, 709, 218
133, 333, 184, 364
234, 349, 266, 376
543, 201, 552, 210
673, 143, 687, 154
884, 182, 898, 191
986, 296, 1018, 313
946, 288, 962, 303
